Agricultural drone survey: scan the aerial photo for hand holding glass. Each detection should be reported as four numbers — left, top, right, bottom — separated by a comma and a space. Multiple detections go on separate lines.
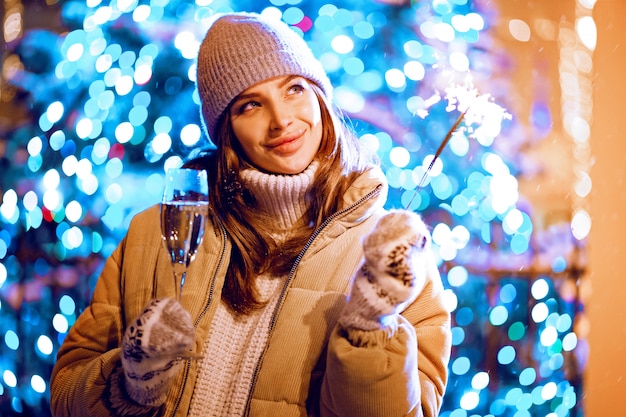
160, 168, 209, 301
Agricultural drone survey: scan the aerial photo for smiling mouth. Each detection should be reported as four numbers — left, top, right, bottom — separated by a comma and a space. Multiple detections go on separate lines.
265, 131, 304, 150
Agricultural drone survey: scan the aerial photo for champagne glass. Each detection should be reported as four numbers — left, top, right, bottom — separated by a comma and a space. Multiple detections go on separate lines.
160, 167, 209, 301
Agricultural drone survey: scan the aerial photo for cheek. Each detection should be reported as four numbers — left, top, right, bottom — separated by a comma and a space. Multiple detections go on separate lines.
231, 121, 259, 153
307, 100, 324, 141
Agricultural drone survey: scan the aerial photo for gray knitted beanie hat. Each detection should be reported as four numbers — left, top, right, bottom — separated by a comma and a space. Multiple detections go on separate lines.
196, 12, 334, 142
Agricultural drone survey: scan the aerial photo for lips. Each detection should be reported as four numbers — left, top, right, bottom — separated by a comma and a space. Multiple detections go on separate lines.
265, 130, 304, 150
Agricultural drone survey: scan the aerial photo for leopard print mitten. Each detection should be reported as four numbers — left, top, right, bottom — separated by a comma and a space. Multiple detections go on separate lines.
121, 298, 195, 406
339, 210, 431, 333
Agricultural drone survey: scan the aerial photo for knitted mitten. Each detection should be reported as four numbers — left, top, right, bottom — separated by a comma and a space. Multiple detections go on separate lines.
121, 298, 195, 406
339, 210, 432, 333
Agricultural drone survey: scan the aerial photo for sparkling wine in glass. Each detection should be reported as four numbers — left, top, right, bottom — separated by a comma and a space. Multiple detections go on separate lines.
160, 168, 209, 301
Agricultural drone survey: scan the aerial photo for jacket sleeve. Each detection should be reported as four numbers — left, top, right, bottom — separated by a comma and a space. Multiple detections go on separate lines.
49, 212, 162, 417
320, 255, 451, 417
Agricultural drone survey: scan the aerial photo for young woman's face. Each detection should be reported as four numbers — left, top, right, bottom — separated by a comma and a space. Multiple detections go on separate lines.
229, 75, 323, 175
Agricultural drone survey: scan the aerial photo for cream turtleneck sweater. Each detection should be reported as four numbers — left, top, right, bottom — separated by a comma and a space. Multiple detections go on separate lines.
188, 162, 317, 417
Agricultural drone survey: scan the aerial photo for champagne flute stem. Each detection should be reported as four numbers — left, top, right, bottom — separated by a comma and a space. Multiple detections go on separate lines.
179, 271, 186, 302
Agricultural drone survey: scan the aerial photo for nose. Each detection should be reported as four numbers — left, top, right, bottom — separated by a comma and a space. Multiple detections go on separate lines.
267, 101, 292, 133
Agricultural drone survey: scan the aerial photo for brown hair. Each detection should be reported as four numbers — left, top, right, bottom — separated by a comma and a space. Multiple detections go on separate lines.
188, 84, 376, 314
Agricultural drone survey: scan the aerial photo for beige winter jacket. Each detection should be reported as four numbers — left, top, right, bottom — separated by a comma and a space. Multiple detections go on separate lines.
50, 167, 451, 417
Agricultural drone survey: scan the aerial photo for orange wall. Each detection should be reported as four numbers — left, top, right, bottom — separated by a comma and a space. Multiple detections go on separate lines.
586, 0, 626, 414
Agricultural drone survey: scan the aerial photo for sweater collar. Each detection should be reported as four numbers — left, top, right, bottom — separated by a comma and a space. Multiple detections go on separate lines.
240, 161, 318, 232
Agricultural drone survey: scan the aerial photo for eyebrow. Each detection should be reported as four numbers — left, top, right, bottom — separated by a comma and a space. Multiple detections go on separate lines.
233, 75, 302, 103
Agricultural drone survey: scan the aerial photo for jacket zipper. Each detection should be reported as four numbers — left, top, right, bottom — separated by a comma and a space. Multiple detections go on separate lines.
170, 219, 229, 416
243, 184, 383, 416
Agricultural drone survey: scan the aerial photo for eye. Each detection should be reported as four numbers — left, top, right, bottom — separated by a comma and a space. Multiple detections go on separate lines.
235, 100, 260, 114
287, 83, 305, 95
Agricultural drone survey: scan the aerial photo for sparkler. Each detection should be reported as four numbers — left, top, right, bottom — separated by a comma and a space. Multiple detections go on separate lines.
405, 108, 468, 210
404, 76, 511, 210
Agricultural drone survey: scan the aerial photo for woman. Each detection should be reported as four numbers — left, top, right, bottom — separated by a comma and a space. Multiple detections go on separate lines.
50, 12, 451, 417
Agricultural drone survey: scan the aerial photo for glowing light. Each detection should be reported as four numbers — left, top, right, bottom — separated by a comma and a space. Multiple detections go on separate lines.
571, 209, 591, 240
576, 16, 597, 51
447, 265, 468, 287
129, 105, 149, 126
47, 101, 65, 123
115, 75, 134, 96
105, 158, 124, 178
106, 183, 123, 204
343, 57, 364, 76
452, 356, 471, 375
503, 208, 524, 233
563, 332, 578, 351
79, 174, 99, 195
50, 131, 66, 151
542, 382, 558, 400
76, 118, 94, 139
497, 345, 516, 365
334, 87, 365, 113
36, 335, 54, 355
567, 116, 590, 143
519, 367, 537, 386
4, 330, 19, 350
508, 322, 526, 341
385, 68, 406, 91
152, 133, 172, 155
432, 222, 451, 247
115, 122, 134, 144
3, 370, 17, 388
450, 225, 470, 249
330, 35, 354, 54
460, 391, 480, 410
451, 14, 470, 32
353, 21, 374, 39
31, 375, 47, 394
65, 201, 83, 223
500, 284, 517, 303
52, 314, 69, 334
76, 159, 93, 179
489, 305, 508, 326
43, 171, 61, 191
59, 294, 76, 315
3, 10, 22, 42
449, 52, 470, 72
117, 0, 138, 13
134, 64, 153, 85
95, 54, 113, 72
23, 191, 38, 211
451, 327, 465, 345
180, 124, 202, 147
62, 155, 79, 177
540, 326, 559, 347
43, 190, 62, 211
578, 0, 597, 9
63, 226, 84, 249
490, 174, 518, 214
27, 136, 43, 156
443, 288, 458, 313
509, 19, 531, 42
132, 4, 151, 22
174, 31, 201, 59
420, 21, 455, 42
471, 371, 490, 390
404, 61, 425, 81
532, 302, 549, 323
466, 13, 485, 30
531, 279, 550, 300
389, 147, 411, 168
67, 43, 85, 62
